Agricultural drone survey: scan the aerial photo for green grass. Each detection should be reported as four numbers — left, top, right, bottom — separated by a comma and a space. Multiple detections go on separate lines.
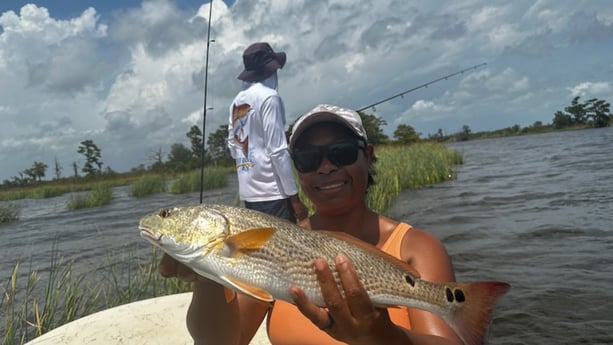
367, 142, 462, 213
0, 166, 236, 202
0, 204, 20, 224
1, 246, 191, 345
0, 174, 141, 202
67, 184, 113, 210
130, 175, 167, 197
169, 167, 231, 194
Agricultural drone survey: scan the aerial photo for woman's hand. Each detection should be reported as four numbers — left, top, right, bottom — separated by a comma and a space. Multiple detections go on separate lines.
290, 254, 406, 345
159, 253, 198, 282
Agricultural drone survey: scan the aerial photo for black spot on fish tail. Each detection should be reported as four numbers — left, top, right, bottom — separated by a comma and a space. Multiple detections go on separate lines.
445, 287, 454, 302
454, 288, 465, 303
404, 275, 415, 287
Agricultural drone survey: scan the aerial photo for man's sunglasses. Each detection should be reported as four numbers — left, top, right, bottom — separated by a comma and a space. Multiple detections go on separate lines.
291, 139, 366, 173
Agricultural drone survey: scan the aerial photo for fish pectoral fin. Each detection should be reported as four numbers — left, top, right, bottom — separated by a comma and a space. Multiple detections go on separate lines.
223, 227, 275, 257
222, 276, 274, 303
223, 287, 236, 303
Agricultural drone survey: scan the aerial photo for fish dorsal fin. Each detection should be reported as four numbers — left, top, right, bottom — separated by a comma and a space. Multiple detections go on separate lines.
221, 276, 274, 303
318, 230, 421, 279
223, 227, 275, 257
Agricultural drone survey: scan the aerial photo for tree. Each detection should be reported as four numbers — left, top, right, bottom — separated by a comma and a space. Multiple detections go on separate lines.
428, 128, 445, 142
21, 161, 47, 183
207, 124, 233, 166
552, 111, 573, 129
186, 125, 204, 160
77, 139, 103, 177
166, 143, 193, 172
393, 124, 421, 144
72, 161, 79, 178
31, 161, 47, 182
54, 157, 62, 180
358, 111, 389, 145
565, 96, 588, 124
456, 125, 472, 141
585, 98, 611, 128
148, 147, 166, 172
554, 97, 612, 129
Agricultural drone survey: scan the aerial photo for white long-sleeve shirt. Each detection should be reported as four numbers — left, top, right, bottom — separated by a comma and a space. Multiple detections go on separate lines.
227, 75, 299, 202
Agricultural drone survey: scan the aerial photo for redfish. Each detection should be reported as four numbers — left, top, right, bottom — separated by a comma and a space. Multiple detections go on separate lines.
139, 204, 509, 345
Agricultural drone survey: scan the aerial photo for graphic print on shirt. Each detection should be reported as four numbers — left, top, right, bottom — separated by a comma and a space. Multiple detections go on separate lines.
231, 103, 254, 171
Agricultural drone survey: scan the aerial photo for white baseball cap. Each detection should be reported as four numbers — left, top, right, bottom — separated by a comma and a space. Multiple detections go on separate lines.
289, 104, 368, 150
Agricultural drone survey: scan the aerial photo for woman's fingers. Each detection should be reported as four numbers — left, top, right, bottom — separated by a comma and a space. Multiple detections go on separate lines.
290, 285, 332, 330
335, 254, 376, 321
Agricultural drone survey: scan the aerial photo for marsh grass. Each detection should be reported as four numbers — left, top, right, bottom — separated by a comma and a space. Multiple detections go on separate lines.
0, 174, 144, 202
1, 246, 190, 345
66, 184, 113, 210
97, 247, 191, 307
1, 252, 100, 344
0, 180, 127, 202
130, 175, 167, 197
367, 143, 463, 213
0, 204, 20, 224
169, 167, 231, 194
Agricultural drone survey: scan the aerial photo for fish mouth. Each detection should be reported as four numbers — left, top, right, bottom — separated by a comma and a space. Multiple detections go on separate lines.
139, 226, 162, 242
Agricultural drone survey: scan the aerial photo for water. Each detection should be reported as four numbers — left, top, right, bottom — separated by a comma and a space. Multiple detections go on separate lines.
389, 127, 613, 344
2, 128, 612, 344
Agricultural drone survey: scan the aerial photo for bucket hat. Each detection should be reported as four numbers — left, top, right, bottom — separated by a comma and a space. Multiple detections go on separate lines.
237, 42, 286, 82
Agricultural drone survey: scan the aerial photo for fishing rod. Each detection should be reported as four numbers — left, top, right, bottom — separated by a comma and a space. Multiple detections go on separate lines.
199, 1, 213, 204
356, 63, 487, 112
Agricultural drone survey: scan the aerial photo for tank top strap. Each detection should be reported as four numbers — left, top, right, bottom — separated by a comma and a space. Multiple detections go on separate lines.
380, 222, 412, 258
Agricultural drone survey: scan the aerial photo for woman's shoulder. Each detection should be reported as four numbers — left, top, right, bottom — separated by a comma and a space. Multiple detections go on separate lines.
403, 226, 445, 248
400, 226, 454, 281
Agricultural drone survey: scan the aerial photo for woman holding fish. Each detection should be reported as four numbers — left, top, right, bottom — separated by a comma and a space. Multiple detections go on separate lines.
157, 104, 507, 345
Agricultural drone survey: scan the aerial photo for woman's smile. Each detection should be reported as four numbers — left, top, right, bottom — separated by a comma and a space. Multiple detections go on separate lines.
315, 180, 347, 191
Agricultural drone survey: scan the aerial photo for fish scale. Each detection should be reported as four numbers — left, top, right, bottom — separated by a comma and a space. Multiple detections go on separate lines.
139, 203, 510, 345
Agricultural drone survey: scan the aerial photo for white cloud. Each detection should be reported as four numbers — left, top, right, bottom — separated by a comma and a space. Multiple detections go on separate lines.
568, 82, 612, 98
1, 0, 612, 181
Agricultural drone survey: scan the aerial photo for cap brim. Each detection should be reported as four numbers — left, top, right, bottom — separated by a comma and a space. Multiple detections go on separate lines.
289, 112, 359, 149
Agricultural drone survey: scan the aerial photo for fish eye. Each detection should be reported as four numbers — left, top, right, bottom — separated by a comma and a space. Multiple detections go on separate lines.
159, 208, 172, 218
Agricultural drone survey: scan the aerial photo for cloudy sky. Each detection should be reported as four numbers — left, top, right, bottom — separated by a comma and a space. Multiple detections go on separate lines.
1, 0, 612, 182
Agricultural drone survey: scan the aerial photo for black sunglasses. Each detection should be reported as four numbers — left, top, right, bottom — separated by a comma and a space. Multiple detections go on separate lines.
291, 139, 366, 173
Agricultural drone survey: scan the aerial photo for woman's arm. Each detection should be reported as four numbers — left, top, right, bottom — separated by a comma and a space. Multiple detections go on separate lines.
160, 254, 269, 345
402, 229, 462, 344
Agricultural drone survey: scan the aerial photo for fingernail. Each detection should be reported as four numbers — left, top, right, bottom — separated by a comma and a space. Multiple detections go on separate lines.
289, 287, 299, 300
336, 253, 347, 265
314, 258, 327, 271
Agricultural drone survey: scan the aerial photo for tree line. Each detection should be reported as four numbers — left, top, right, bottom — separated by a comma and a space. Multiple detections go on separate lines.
2, 96, 610, 188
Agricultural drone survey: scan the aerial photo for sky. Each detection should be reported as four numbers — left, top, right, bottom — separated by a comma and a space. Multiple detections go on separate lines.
0, 0, 612, 182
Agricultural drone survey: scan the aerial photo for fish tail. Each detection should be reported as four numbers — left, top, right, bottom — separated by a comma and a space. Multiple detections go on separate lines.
446, 281, 510, 345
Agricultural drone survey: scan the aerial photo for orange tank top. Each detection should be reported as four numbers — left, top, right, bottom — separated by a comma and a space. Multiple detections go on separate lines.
266, 223, 413, 345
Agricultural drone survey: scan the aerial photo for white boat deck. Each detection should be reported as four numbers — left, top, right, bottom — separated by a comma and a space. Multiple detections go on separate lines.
25, 292, 271, 345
